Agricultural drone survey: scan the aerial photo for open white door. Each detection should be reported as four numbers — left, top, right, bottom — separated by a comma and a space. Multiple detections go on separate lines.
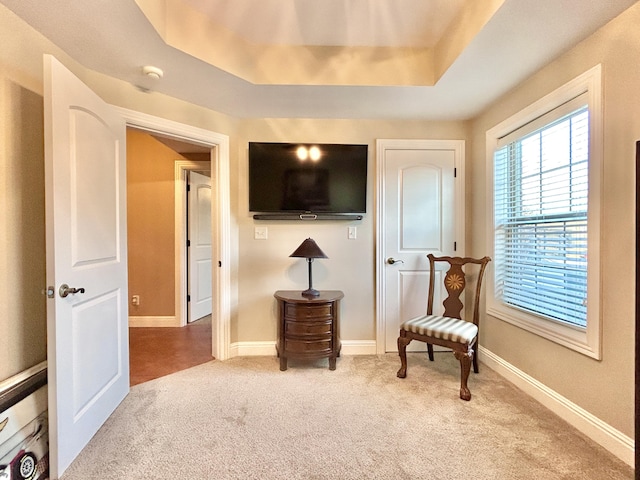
188, 171, 213, 322
44, 55, 129, 479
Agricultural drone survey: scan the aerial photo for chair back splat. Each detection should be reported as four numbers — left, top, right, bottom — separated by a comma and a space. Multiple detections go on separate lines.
397, 254, 491, 401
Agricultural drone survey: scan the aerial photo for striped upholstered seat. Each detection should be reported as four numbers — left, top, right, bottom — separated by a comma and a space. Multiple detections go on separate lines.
400, 315, 478, 346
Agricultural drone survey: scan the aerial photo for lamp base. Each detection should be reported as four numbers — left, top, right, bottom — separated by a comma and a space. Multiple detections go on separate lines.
301, 288, 320, 297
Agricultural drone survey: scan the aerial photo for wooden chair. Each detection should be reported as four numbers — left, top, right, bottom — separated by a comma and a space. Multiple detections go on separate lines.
397, 254, 491, 400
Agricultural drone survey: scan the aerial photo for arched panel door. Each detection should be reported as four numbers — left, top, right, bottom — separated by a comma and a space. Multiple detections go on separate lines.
44, 55, 129, 479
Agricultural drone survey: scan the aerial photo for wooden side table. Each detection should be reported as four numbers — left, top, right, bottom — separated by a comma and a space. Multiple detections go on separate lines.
274, 290, 343, 371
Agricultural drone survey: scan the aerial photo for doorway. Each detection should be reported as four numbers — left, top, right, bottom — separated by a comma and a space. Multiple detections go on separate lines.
126, 129, 214, 384
115, 107, 231, 362
174, 160, 213, 327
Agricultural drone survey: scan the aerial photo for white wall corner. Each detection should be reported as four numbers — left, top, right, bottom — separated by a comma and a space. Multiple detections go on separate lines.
478, 345, 634, 467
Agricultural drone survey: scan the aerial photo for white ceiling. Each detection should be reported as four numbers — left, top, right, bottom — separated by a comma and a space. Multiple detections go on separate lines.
1, 0, 636, 120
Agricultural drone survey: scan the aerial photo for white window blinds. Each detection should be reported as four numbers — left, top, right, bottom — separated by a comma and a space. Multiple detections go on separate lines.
493, 100, 589, 328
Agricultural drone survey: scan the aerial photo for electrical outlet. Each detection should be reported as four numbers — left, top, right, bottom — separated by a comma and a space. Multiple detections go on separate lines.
132, 295, 140, 306
254, 226, 268, 240
348, 226, 357, 239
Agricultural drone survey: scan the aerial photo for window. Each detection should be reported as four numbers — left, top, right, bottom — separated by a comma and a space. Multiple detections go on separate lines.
486, 66, 601, 359
495, 104, 588, 327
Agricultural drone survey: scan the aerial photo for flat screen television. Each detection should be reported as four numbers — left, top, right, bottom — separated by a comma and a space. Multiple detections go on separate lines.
248, 142, 368, 218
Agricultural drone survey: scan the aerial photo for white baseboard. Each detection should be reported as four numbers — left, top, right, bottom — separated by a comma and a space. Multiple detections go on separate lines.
129, 316, 179, 327
479, 346, 634, 467
229, 342, 276, 357
229, 340, 378, 358
341, 340, 377, 355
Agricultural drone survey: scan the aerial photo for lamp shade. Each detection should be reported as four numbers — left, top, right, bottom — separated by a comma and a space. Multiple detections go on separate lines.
289, 238, 328, 259
290, 238, 327, 297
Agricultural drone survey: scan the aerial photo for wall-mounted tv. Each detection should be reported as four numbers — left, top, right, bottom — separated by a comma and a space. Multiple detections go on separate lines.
248, 142, 368, 218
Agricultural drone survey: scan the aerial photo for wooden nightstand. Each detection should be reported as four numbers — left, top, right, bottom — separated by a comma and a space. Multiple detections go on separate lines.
274, 290, 343, 371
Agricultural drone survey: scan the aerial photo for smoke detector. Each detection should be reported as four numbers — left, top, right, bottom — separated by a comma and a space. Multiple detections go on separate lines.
142, 65, 163, 80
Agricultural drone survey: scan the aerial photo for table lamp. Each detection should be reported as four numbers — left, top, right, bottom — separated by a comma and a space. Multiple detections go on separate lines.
289, 238, 328, 297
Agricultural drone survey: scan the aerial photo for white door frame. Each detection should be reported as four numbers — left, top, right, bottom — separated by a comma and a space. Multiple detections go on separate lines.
175, 161, 211, 327
115, 107, 231, 361
375, 139, 465, 354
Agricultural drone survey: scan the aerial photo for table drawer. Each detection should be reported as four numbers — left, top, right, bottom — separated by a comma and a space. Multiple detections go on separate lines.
286, 320, 332, 336
285, 339, 332, 354
284, 303, 332, 319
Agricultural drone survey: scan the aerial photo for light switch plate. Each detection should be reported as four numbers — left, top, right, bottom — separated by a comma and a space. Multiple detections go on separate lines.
348, 226, 357, 239
255, 226, 268, 240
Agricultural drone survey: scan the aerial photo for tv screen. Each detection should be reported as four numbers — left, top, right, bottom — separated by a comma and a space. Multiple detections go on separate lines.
248, 142, 368, 214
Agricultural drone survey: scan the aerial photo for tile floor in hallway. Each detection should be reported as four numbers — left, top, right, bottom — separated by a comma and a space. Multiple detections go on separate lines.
129, 315, 213, 386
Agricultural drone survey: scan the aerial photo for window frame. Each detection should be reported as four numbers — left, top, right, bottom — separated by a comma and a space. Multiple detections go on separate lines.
485, 65, 602, 359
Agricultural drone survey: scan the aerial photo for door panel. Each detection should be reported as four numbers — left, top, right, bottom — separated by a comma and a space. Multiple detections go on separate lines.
188, 171, 212, 322
401, 166, 444, 249
44, 55, 128, 479
72, 292, 120, 416
71, 109, 119, 264
379, 140, 463, 353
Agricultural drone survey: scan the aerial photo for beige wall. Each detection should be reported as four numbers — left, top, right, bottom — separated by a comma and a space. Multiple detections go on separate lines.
233, 119, 467, 343
0, 73, 47, 381
127, 129, 191, 317
468, 3, 640, 437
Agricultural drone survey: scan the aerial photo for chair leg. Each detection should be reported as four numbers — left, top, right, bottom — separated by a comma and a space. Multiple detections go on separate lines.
397, 332, 411, 378
472, 348, 479, 374
453, 349, 473, 401
427, 343, 434, 361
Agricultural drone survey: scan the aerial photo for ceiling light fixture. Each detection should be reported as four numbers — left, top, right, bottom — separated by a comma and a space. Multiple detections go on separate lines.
142, 65, 163, 80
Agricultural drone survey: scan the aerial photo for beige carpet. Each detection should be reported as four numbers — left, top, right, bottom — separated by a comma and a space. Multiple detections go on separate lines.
61, 354, 633, 479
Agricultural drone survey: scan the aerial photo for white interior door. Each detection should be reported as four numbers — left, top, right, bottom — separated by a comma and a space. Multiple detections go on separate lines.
377, 139, 464, 353
188, 171, 212, 322
44, 55, 129, 479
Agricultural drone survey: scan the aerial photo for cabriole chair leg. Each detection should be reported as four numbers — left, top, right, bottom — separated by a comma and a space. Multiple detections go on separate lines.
397, 334, 411, 378
454, 349, 473, 401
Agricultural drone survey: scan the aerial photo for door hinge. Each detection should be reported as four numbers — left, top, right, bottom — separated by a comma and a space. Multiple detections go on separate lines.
187, 240, 191, 247
187, 294, 191, 302
454, 241, 457, 252
186, 184, 191, 192
218, 261, 222, 267
454, 168, 457, 178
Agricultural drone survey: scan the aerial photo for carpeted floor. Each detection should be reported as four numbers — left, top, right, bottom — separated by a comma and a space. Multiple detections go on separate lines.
60, 353, 633, 479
